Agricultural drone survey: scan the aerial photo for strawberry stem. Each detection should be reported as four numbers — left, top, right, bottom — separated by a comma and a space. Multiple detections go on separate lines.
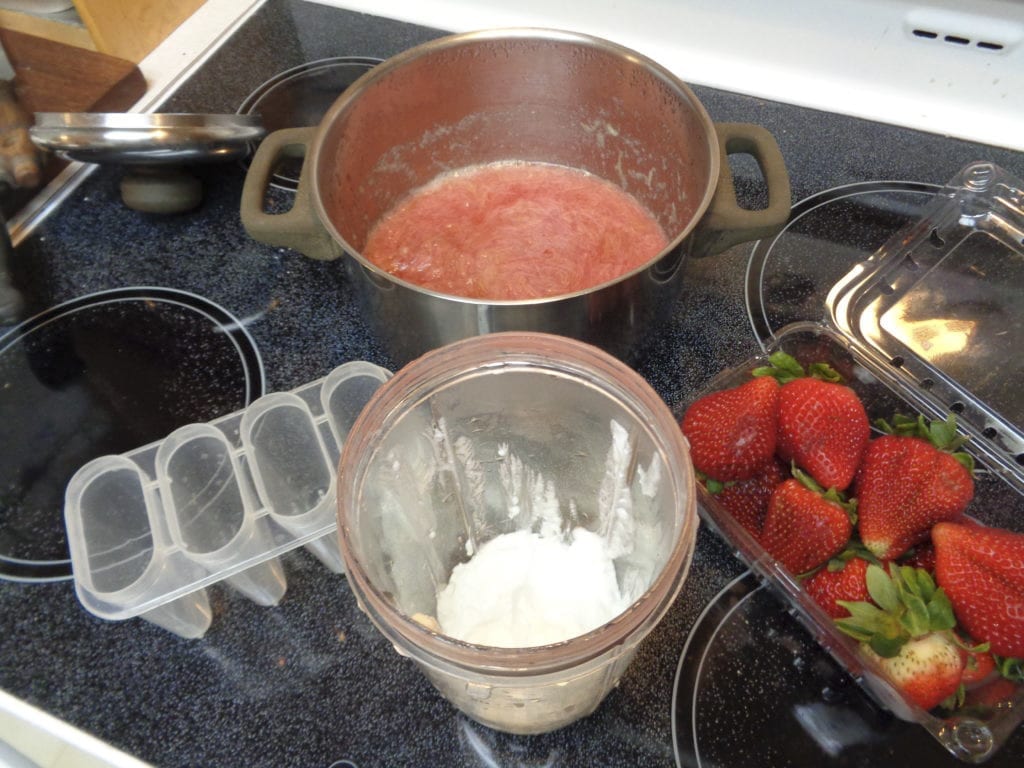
751, 350, 847, 385
835, 565, 956, 658
996, 656, 1024, 682
874, 413, 975, 474
791, 465, 858, 523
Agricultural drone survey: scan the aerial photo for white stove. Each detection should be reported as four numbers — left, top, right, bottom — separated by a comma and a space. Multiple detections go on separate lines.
314, 0, 1024, 152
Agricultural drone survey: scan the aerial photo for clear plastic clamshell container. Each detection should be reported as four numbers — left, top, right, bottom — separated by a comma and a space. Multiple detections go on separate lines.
64, 361, 391, 639
687, 162, 1024, 763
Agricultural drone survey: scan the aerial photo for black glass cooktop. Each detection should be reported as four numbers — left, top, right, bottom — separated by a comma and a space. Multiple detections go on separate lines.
1, 2, 1022, 767
673, 572, 1024, 767
745, 181, 939, 345
0, 287, 264, 582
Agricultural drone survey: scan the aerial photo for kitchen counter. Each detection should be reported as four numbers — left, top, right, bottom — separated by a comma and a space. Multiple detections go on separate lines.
1, 2, 1023, 766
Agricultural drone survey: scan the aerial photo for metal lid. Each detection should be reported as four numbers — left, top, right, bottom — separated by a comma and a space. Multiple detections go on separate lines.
29, 113, 266, 165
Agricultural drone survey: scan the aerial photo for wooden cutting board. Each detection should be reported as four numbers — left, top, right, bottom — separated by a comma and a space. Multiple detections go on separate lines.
0, 27, 146, 215
0, 26, 146, 113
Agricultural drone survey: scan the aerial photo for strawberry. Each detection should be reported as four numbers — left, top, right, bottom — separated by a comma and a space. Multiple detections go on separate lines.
760, 473, 855, 575
862, 633, 965, 711
959, 645, 997, 688
857, 415, 974, 561
708, 458, 787, 537
804, 555, 872, 619
835, 564, 962, 710
898, 543, 936, 574
932, 521, 1024, 659
754, 352, 869, 491
964, 676, 1019, 710
682, 375, 779, 482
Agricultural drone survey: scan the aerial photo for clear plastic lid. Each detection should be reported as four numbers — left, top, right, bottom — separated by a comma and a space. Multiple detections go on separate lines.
828, 161, 1024, 494
683, 162, 1024, 762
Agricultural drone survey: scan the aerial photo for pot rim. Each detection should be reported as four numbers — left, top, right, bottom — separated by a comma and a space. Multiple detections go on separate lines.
307, 27, 722, 306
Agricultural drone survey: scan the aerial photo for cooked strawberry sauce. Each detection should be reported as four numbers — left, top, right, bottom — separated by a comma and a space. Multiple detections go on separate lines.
362, 162, 669, 300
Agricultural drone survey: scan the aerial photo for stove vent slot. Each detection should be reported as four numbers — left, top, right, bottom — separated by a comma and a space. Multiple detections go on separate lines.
912, 28, 1004, 51
905, 8, 1021, 53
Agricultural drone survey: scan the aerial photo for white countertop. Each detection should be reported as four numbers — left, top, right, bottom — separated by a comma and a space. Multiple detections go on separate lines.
313, 0, 1024, 153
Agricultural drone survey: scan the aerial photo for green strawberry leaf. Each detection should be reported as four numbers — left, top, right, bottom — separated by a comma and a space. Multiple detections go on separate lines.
825, 556, 849, 573
868, 631, 907, 659
929, 414, 958, 447
834, 601, 892, 640
865, 564, 900, 613
898, 565, 936, 603
838, 538, 883, 568
925, 413, 970, 452
792, 465, 824, 493
875, 413, 922, 437
927, 589, 957, 632
874, 417, 893, 434
952, 451, 976, 475
752, 351, 805, 384
834, 598, 910, 651
848, 565, 949, 643
807, 361, 843, 383
996, 656, 1024, 682
940, 684, 966, 711
705, 478, 725, 494
791, 466, 857, 516
899, 592, 932, 637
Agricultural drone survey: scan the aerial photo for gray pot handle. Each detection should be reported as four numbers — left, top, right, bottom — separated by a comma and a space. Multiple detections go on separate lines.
698, 122, 791, 255
240, 127, 341, 261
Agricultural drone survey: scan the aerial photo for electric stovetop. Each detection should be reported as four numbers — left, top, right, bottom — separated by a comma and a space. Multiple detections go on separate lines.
1, 2, 1022, 766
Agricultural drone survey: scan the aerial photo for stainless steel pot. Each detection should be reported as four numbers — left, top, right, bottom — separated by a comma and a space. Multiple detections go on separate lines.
241, 28, 790, 365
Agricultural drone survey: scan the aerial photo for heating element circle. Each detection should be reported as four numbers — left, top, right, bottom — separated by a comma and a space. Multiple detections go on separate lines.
0, 288, 264, 582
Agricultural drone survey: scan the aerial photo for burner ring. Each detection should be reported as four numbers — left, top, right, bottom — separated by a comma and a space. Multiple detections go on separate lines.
238, 56, 381, 191
744, 180, 939, 347
671, 570, 1024, 766
0, 287, 265, 583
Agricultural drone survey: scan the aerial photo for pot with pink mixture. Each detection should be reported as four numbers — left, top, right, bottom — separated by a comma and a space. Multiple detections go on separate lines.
241, 28, 789, 366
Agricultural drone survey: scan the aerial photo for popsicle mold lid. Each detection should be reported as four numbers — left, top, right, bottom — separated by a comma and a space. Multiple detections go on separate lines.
63, 360, 392, 626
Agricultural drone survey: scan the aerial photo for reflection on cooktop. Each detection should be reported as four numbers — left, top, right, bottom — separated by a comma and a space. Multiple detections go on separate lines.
746, 181, 939, 345
238, 57, 380, 190
0, 287, 264, 582
672, 572, 1024, 767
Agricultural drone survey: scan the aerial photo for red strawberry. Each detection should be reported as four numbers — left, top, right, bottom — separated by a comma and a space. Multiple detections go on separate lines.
857, 416, 974, 561
959, 645, 997, 688
899, 543, 937, 574
932, 522, 1024, 659
863, 633, 965, 711
682, 376, 779, 482
775, 377, 869, 491
964, 677, 1019, 710
804, 556, 871, 619
760, 476, 854, 574
709, 458, 787, 537
835, 565, 962, 711
754, 352, 868, 491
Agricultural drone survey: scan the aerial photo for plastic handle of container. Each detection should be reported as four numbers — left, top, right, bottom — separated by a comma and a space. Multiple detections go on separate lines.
698, 122, 792, 256
239, 127, 341, 261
